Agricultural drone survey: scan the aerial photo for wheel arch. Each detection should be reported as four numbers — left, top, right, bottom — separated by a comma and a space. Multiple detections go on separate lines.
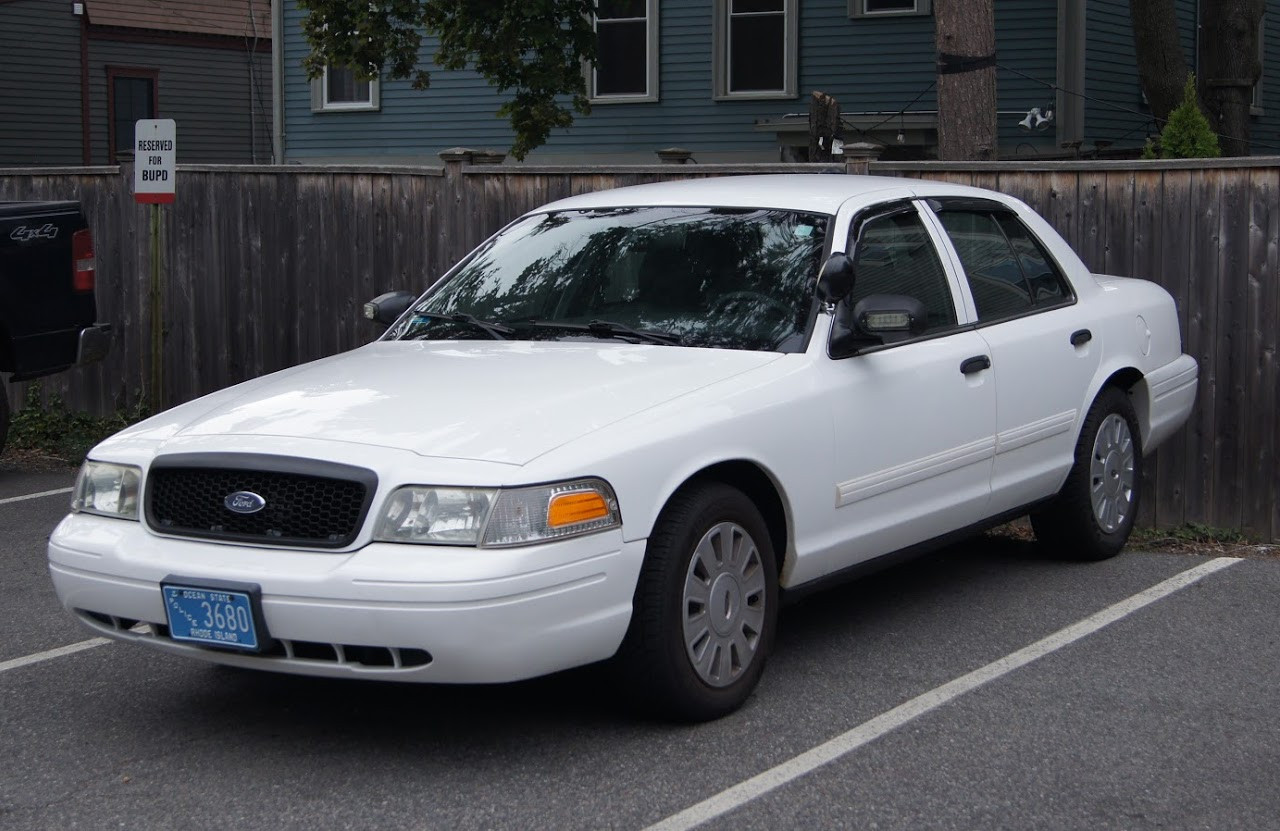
1086, 365, 1146, 444
663, 459, 791, 579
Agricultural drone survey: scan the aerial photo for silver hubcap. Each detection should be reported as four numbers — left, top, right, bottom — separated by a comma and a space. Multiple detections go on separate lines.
682, 522, 767, 688
1090, 414, 1136, 534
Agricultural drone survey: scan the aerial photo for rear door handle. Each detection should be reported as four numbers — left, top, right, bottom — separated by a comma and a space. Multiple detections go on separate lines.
960, 355, 991, 375
1070, 329, 1092, 347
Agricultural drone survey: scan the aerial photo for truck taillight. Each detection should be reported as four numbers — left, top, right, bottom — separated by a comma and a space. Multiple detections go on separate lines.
72, 228, 95, 292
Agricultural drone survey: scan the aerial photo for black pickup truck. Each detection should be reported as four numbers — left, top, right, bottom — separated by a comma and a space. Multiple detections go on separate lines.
0, 201, 111, 452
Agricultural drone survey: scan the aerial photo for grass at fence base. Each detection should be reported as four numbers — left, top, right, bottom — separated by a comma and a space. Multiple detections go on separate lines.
987, 517, 1277, 557
7, 384, 150, 464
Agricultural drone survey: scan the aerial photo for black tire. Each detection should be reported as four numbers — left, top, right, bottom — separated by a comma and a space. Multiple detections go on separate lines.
614, 482, 779, 722
1031, 385, 1143, 560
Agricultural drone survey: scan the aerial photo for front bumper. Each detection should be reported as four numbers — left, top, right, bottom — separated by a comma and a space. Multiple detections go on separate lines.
48, 513, 645, 683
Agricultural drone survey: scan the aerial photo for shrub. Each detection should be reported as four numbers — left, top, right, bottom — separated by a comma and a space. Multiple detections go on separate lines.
1150, 75, 1221, 159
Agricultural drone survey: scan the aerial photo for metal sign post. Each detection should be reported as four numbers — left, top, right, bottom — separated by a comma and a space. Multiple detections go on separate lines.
134, 119, 176, 412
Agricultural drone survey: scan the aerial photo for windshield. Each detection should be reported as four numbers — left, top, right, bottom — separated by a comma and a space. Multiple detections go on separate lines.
387, 206, 830, 352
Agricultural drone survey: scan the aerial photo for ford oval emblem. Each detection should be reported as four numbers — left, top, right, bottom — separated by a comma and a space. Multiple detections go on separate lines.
224, 491, 267, 515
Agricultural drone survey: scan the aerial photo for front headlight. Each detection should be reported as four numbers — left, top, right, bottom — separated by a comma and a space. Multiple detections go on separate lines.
373, 478, 621, 547
373, 486, 499, 545
72, 461, 141, 520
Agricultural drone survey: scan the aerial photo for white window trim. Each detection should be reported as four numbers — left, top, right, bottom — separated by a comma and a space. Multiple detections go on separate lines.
310, 67, 381, 113
589, 0, 660, 104
712, 0, 798, 101
849, 0, 932, 17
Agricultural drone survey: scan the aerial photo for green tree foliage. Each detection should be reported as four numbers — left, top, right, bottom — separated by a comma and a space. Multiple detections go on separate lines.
297, 0, 597, 160
1145, 75, 1221, 159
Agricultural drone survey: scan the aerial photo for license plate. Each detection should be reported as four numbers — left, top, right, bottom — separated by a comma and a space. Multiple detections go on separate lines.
162, 583, 261, 651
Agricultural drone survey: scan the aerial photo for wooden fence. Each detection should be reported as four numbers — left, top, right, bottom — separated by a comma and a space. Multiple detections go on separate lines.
0, 157, 1276, 539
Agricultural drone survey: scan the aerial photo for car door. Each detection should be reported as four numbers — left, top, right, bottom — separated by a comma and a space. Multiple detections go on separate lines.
923, 199, 1102, 516
809, 202, 997, 579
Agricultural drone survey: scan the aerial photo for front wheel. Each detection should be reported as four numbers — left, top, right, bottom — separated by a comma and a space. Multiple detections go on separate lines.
1032, 385, 1142, 560
614, 482, 778, 721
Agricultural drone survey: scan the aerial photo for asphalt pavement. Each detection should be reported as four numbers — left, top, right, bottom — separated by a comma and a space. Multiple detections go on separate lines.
2, 462, 1277, 830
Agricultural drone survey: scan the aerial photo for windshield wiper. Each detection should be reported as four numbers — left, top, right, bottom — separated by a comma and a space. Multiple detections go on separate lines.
411, 312, 514, 340
517, 319, 682, 346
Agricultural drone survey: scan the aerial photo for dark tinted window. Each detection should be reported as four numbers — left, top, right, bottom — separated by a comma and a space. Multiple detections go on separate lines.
596, 1, 648, 96
729, 0, 785, 92
848, 210, 957, 333
938, 211, 1033, 321
112, 76, 154, 161
996, 214, 1070, 304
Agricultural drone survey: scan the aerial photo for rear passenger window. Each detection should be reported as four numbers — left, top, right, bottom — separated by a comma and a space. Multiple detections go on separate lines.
996, 215, 1070, 304
937, 209, 1072, 322
848, 210, 957, 334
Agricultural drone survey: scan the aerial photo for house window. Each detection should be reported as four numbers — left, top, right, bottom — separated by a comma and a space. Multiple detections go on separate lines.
591, 0, 659, 102
713, 0, 798, 99
310, 66, 380, 112
106, 67, 157, 164
849, 0, 931, 17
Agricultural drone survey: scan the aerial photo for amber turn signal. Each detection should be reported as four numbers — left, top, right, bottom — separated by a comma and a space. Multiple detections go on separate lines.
547, 491, 611, 528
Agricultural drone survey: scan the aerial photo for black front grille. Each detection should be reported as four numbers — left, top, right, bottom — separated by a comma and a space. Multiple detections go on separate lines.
145, 454, 377, 548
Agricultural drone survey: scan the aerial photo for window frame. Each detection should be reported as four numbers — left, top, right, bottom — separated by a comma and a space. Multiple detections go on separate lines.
588, 0, 660, 104
310, 66, 381, 113
712, 0, 799, 101
106, 66, 159, 165
848, 0, 932, 18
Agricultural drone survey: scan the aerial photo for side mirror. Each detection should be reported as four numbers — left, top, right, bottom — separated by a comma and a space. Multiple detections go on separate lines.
815, 253, 855, 302
851, 294, 928, 340
362, 291, 416, 327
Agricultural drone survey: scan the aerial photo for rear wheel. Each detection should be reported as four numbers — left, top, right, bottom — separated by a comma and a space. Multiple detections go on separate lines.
1031, 386, 1142, 560
615, 482, 778, 721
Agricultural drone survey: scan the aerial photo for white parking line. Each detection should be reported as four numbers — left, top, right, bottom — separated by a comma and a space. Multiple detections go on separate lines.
0, 638, 109, 675
645, 556, 1242, 831
0, 486, 73, 506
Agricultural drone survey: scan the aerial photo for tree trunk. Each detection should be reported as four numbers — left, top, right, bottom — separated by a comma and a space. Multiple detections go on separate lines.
808, 91, 841, 162
1129, 0, 1191, 123
1199, 0, 1264, 156
934, 0, 998, 160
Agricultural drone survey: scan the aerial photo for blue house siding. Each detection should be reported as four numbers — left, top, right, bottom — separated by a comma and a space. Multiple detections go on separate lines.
88, 39, 272, 164
1086, 0, 1280, 154
0, 0, 86, 166
1083, 0, 1199, 149
283, 0, 1066, 162
1257, 10, 1280, 152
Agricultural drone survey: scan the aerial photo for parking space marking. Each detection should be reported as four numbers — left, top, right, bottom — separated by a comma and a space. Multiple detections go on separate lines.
0, 638, 109, 675
645, 556, 1242, 831
0, 487, 73, 506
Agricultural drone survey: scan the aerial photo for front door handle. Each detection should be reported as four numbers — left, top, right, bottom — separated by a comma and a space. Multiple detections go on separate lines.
960, 355, 991, 375
1071, 328, 1092, 347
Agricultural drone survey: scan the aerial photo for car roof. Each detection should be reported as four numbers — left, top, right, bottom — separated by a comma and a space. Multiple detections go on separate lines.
535, 173, 1005, 215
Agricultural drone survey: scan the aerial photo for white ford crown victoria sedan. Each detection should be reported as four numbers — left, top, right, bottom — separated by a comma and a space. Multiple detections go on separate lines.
49, 175, 1197, 720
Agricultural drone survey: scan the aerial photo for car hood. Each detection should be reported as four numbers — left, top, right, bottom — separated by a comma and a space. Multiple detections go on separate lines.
120, 341, 784, 465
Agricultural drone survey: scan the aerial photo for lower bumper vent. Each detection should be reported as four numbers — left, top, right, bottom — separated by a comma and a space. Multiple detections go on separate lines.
77, 609, 432, 670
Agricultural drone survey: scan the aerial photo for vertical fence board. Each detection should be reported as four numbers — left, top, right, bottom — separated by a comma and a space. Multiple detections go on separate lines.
1214, 171, 1250, 529
1248, 168, 1279, 539
1184, 169, 1221, 525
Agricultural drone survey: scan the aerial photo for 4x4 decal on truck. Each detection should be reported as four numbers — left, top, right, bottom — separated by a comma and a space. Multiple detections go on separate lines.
10, 223, 59, 243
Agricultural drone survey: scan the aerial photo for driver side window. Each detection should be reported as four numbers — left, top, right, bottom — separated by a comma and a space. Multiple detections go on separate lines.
847, 209, 958, 334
